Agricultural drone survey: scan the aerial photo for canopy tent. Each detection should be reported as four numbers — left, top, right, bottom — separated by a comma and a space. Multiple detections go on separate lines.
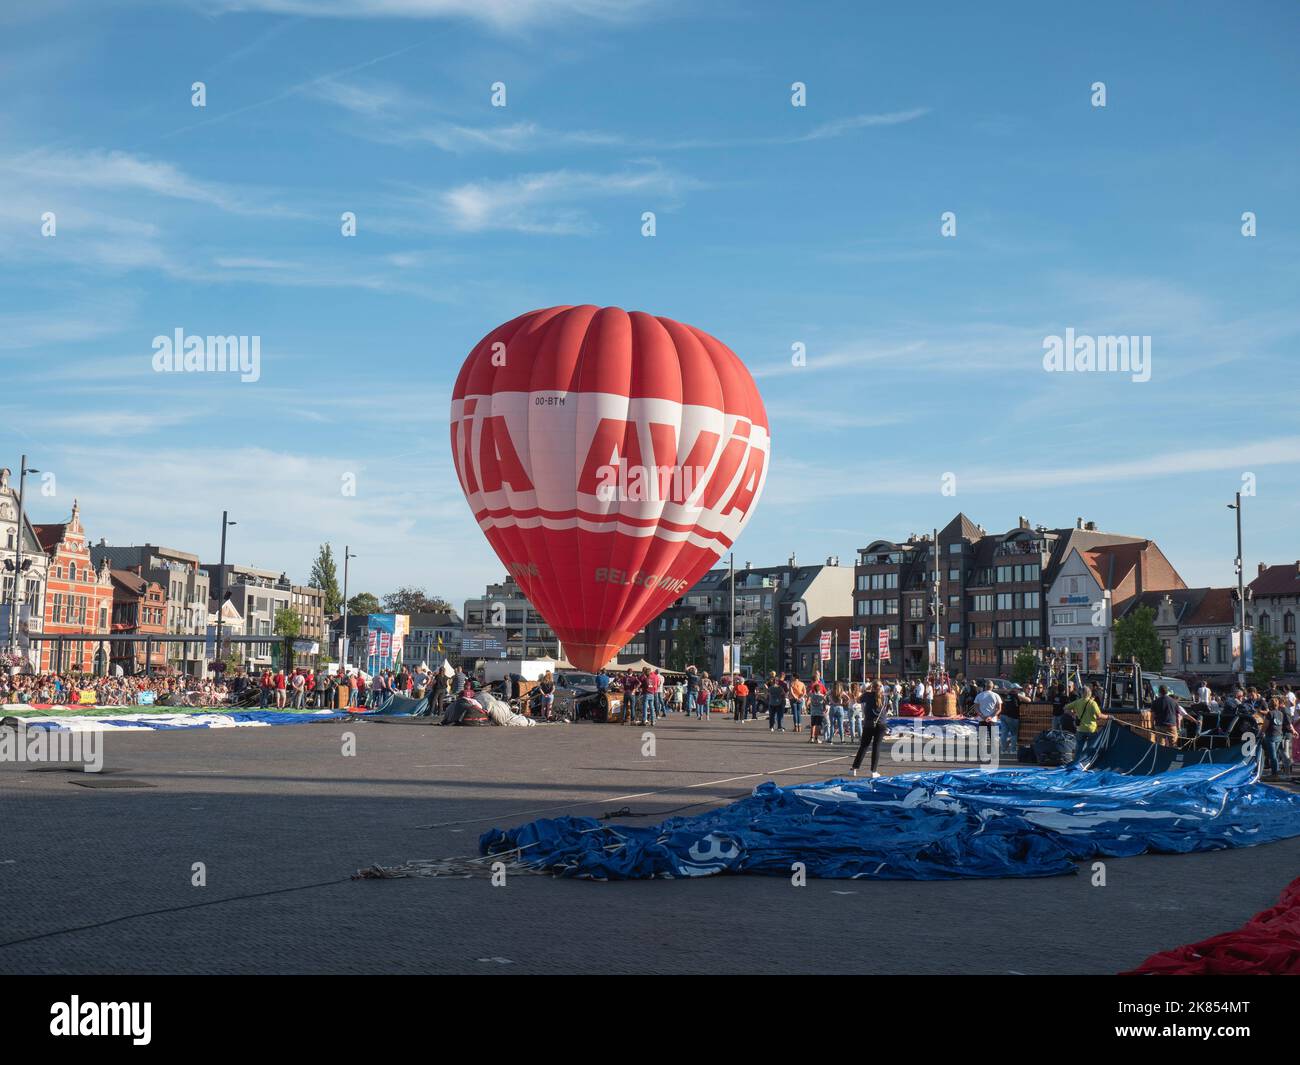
604, 659, 659, 673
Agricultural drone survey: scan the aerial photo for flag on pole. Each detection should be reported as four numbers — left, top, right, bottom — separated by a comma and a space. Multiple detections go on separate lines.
849, 628, 862, 661
877, 628, 891, 662
819, 631, 831, 662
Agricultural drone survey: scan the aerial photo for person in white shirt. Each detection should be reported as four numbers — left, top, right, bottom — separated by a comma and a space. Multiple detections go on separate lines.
973, 681, 1002, 719
973, 681, 1002, 751
1196, 682, 1211, 706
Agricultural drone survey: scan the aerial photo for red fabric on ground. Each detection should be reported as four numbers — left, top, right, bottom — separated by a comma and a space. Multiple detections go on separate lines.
1125, 876, 1300, 974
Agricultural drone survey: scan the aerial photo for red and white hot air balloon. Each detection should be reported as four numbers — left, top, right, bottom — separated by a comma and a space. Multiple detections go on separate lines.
450, 305, 770, 672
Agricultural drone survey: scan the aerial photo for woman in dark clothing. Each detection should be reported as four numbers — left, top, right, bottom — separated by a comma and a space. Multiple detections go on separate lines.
851, 680, 888, 777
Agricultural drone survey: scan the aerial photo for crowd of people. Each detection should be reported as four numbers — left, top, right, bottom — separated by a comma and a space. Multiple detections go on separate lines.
0, 664, 453, 712
0, 671, 232, 708
8, 659, 1299, 780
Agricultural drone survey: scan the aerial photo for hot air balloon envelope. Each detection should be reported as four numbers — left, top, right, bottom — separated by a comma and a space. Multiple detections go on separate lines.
451, 305, 770, 672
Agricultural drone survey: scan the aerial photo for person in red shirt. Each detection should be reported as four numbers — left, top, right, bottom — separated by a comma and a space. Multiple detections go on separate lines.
274, 668, 287, 708
259, 669, 273, 709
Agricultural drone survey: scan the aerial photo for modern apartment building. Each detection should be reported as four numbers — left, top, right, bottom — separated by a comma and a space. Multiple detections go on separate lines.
203, 562, 293, 669
640, 558, 854, 676
92, 541, 211, 675
462, 576, 558, 661
854, 513, 1156, 679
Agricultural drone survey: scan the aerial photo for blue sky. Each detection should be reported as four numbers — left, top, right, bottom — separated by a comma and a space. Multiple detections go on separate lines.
2, 0, 1298, 607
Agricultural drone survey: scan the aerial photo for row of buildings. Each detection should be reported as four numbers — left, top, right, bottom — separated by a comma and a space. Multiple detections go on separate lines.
623, 512, 1300, 685
7, 459, 1296, 686
1, 467, 328, 676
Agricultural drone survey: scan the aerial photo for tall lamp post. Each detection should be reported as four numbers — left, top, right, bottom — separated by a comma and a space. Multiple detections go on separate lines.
5, 455, 39, 658
214, 511, 236, 672
341, 546, 356, 669
1228, 493, 1247, 688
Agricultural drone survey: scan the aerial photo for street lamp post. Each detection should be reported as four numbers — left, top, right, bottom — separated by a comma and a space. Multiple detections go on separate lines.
1228, 493, 1246, 688
6, 455, 39, 657
214, 511, 236, 672
341, 546, 356, 668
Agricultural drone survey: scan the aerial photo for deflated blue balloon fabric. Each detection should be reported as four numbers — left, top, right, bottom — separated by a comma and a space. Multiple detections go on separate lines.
479, 760, 1300, 881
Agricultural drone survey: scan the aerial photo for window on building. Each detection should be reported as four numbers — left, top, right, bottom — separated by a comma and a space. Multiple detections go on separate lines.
1285, 612, 1296, 635
971, 594, 994, 612
1216, 637, 1228, 664
1260, 613, 1272, 635
948, 569, 960, 582
1163, 640, 1172, 665
996, 593, 1013, 610
1199, 638, 1211, 664
1181, 639, 1192, 666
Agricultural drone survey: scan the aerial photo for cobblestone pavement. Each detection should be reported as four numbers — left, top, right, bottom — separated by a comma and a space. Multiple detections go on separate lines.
1, 715, 1295, 974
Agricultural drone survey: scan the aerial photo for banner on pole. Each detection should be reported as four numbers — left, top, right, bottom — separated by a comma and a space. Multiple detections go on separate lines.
819, 631, 831, 662
849, 628, 861, 661
877, 628, 891, 662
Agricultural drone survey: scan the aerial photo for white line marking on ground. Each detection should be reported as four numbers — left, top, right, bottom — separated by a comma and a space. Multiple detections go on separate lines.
418, 755, 849, 829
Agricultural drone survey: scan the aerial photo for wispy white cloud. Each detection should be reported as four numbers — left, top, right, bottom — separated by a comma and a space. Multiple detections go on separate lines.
763, 436, 1300, 506
0, 147, 295, 217
433, 163, 698, 234
202, 0, 656, 29
312, 79, 929, 153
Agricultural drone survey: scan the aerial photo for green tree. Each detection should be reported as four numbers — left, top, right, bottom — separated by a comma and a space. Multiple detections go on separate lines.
347, 592, 380, 616
744, 619, 777, 676
1113, 605, 1164, 672
667, 618, 708, 672
309, 544, 342, 614
1251, 631, 1283, 687
275, 607, 303, 673
1011, 647, 1039, 686
381, 586, 453, 614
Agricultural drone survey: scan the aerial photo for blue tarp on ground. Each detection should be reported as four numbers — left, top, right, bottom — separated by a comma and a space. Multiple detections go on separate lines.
480, 758, 1300, 881
19, 710, 349, 731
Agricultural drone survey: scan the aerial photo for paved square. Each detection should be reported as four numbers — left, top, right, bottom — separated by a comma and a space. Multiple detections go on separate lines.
1, 716, 1294, 974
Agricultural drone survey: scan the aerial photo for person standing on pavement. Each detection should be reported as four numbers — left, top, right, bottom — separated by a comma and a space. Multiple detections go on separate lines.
1000, 684, 1022, 756
1150, 684, 1182, 747
852, 679, 887, 778
1262, 696, 1294, 780
684, 665, 700, 718
1067, 683, 1106, 752
830, 683, 850, 743
972, 680, 1002, 751
732, 674, 748, 721
645, 666, 663, 726
789, 674, 807, 733
766, 671, 788, 732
